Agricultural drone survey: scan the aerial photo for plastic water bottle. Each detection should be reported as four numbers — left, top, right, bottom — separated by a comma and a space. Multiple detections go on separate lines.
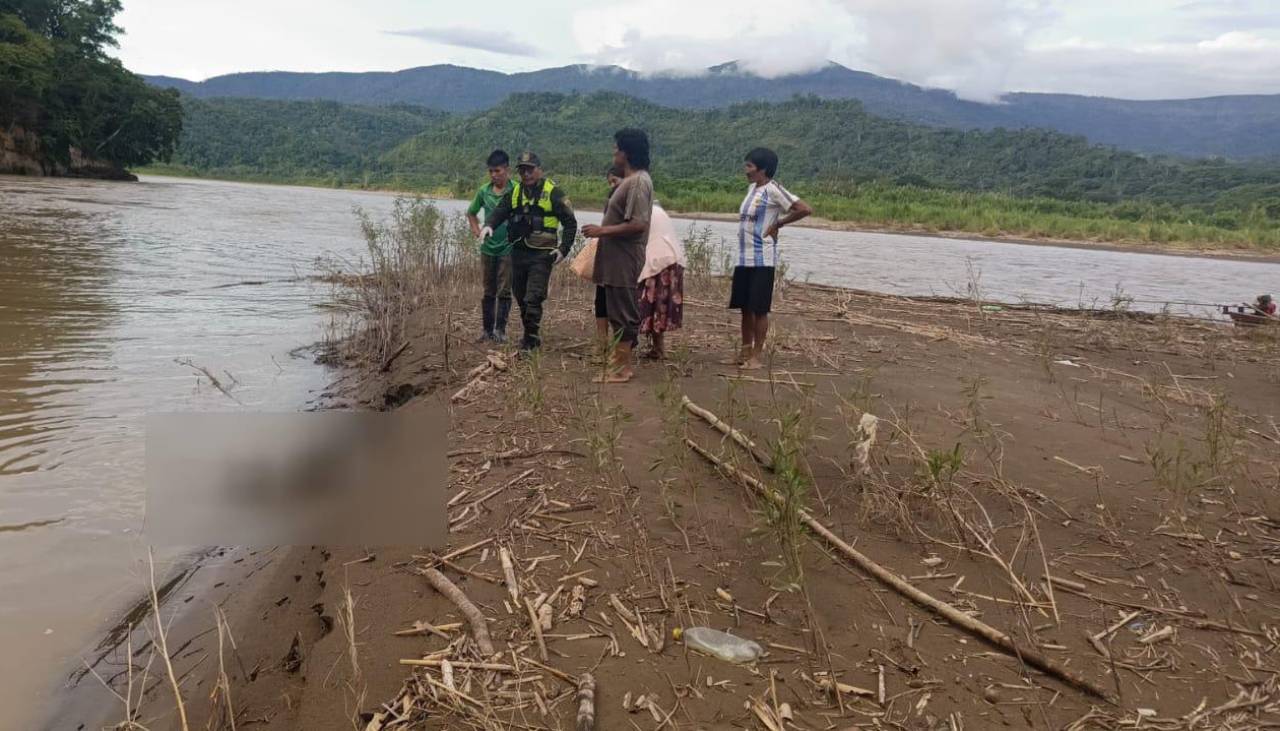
673, 627, 764, 663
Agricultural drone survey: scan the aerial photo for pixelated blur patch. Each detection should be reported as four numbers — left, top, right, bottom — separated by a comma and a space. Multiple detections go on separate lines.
145, 407, 446, 547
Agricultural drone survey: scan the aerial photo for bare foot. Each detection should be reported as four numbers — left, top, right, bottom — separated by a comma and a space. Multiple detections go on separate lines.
592, 368, 634, 383
739, 357, 765, 371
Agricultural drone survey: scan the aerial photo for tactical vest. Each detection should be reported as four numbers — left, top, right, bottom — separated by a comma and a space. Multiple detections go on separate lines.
508, 179, 560, 246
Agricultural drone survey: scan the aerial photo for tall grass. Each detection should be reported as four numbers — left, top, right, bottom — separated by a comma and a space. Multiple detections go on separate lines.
325, 197, 479, 364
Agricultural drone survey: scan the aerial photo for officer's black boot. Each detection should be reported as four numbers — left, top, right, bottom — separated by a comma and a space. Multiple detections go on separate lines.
519, 325, 540, 354
478, 297, 495, 342
494, 297, 512, 344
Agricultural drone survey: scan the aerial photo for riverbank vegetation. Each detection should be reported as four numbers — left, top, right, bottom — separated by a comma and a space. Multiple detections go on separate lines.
0, 0, 182, 175
142, 93, 1280, 250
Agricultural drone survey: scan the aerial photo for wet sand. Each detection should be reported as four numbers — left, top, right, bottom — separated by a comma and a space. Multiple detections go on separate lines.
54, 268, 1280, 730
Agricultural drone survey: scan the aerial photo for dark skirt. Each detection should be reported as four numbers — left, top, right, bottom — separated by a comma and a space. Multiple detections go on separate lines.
638, 264, 684, 335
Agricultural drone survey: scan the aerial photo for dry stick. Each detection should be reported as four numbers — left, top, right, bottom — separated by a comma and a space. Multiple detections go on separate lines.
147, 549, 191, 731
525, 597, 548, 661
681, 395, 773, 469
418, 567, 496, 657
684, 437, 1113, 702
398, 659, 514, 671
576, 672, 596, 731
500, 546, 520, 606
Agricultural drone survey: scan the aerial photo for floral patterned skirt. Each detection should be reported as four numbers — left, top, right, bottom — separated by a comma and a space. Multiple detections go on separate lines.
638, 264, 684, 335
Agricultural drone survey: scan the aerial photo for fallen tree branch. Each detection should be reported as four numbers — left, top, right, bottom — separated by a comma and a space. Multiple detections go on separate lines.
684, 436, 1112, 702
682, 395, 773, 469
446, 445, 586, 461
418, 567, 496, 657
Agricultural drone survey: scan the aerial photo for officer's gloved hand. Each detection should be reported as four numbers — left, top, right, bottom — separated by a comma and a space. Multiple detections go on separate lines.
552, 251, 565, 266
478, 226, 493, 240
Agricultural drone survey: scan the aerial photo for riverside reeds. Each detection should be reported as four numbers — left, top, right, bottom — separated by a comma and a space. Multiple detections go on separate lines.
324, 197, 480, 365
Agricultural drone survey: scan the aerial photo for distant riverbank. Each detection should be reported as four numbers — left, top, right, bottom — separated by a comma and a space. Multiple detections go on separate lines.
136, 166, 1280, 258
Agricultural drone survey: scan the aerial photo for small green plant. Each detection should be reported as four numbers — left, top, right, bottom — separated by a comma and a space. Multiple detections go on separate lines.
1032, 313, 1059, 383
515, 348, 546, 418
1203, 391, 1239, 477
761, 403, 815, 582
682, 224, 724, 278
921, 443, 966, 492
1146, 430, 1204, 512
568, 394, 631, 483
959, 374, 990, 436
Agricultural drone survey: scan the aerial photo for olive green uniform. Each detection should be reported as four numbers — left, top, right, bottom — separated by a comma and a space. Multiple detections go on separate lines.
485, 178, 577, 349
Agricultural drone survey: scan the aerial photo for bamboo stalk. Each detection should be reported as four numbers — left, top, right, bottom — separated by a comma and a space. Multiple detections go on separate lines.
684, 436, 1112, 702
576, 673, 596, 731
398, 659, 514, 670
418, 567, 496, 657
525, 597, 548, 661
500, 546, 520, 605
682, 395, 773, 468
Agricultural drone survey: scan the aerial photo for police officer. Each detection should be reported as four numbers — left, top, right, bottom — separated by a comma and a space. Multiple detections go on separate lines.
481, 151, 577, 352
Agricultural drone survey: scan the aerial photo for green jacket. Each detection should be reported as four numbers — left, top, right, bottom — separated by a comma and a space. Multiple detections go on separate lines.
467, 181, 514, 256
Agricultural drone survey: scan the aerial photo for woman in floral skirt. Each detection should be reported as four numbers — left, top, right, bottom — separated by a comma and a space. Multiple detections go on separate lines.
635, 188, 686, 360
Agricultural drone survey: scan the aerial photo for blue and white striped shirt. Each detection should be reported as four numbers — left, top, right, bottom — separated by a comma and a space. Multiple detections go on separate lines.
737, 180, 798, 268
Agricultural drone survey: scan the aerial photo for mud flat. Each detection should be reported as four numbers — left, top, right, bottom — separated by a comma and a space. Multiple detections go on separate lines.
57, 266, 1280, 730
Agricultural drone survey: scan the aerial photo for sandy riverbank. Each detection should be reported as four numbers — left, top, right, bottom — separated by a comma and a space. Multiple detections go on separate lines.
56, 269, 1280, 730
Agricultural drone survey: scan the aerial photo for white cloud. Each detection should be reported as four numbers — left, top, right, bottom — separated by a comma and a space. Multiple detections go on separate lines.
385, 27, 542, 58
836, 0, 1058, 101
114, 0, 1280, 99
1196, 30, 1279, 50
1009, 31, 1280, 98
569, 0, 1060, 101
570, 0, 855, 78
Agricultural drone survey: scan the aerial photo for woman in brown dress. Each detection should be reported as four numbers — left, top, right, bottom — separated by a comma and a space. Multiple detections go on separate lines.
591, 166, 685, 359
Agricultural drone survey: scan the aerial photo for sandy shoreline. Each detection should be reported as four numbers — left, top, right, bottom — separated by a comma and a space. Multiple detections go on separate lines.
51, 270, 1280, 729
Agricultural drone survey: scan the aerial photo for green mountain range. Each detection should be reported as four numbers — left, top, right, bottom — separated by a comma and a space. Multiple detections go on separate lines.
162, 92, 1280, 215
143, 62, 1280, 160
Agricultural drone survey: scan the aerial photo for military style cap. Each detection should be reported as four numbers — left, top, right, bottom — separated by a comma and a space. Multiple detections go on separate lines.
515, 151, 541, 169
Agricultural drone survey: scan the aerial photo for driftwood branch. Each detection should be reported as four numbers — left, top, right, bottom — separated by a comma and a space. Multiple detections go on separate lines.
682, 395, 773, 468
418, 567, 496, 657
684, 436, 1112, 702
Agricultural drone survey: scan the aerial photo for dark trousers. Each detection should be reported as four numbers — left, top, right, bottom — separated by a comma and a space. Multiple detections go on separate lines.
481, 253, 512, 300
480, 253, 512, 335
602, 285, 640, 347
510, 245, 556, 347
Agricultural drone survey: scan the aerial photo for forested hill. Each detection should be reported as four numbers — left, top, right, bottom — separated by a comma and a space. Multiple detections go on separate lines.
142, 62, 1280, 160
0, 0, 182, 177
162, 93, 1280, 214
172, 98, 445, 178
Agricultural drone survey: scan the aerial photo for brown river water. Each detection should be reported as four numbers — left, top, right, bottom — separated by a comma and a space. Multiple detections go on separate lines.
3, 174, 1279, 727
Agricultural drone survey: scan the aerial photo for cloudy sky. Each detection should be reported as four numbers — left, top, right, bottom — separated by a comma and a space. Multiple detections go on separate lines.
115, 0, 1279, 101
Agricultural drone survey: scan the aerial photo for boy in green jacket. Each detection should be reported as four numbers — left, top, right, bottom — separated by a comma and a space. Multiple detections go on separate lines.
466, 149, 514, 342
